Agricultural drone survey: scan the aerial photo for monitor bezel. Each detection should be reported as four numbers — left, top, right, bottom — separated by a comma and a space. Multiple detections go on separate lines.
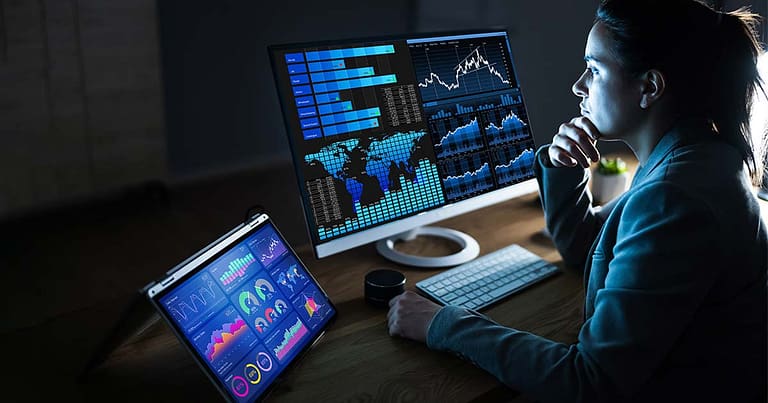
268, 28, 539, 259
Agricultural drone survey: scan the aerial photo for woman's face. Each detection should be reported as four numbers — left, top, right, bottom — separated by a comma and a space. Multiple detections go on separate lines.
572, 22, 643, 140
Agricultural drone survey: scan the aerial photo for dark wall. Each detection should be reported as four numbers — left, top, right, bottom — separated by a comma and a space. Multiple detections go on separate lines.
0, 0, 166, 218
158, 0, 415, 179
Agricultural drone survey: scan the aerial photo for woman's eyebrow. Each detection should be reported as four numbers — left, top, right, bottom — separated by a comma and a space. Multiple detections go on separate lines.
584, 55, 603, 64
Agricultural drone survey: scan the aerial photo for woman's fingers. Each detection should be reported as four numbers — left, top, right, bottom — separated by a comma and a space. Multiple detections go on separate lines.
554, 129, 591, 167
548, 117, 602, 168
570, 117, 601, 162
548, 144, 578, 167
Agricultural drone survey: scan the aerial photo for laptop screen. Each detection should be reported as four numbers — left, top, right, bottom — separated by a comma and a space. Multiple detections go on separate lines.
149, 217, 336, 402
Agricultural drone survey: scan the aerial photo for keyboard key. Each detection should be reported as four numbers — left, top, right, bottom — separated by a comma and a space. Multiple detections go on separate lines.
489, 280, 524, 299
433, 288, 449, 297
452, 296, 469, 306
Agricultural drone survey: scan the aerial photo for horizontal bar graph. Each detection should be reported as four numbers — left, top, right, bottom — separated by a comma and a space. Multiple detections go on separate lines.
318, 101, 353, 115
308, 60, 346, 73
310, 67, 375, 83
304, 45, 395, 61
282, 44, 400, 142
323, 118, 379, 136
320, 107, 381, 126
312, 74, 397, 93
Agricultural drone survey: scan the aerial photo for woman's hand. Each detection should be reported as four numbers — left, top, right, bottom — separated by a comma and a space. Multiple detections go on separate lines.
386, 291, 442, 343
548, 116, 601, 168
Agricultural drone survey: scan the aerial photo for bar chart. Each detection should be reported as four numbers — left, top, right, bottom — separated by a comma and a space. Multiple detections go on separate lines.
283, 44, 402, 141
208, 246, 262, 294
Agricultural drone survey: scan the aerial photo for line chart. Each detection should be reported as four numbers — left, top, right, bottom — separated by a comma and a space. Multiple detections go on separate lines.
410, 35, 516, 102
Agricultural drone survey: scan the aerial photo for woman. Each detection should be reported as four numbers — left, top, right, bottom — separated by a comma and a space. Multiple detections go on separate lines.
386, 1, 767, 402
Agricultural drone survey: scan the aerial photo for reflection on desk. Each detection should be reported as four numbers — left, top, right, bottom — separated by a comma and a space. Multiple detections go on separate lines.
85, 193, 584, 402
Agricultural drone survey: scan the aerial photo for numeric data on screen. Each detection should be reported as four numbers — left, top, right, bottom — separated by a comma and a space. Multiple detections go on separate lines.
272, 32, 537, 244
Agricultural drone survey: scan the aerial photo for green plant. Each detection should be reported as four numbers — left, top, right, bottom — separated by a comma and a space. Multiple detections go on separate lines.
597, 157, 628, 175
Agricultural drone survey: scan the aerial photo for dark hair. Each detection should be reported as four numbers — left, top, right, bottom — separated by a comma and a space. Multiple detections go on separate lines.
596, 0, 766, 181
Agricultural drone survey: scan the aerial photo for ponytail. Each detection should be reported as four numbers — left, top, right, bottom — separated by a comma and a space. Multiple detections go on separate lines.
712, 9, 765, 182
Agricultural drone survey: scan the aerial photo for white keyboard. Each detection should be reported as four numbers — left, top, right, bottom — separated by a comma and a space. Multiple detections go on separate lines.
416, 244, 559, 310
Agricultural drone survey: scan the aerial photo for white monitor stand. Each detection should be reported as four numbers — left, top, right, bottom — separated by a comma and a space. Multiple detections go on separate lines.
375, 226, 480, 268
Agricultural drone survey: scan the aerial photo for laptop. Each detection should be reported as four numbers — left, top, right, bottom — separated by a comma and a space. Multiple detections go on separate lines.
145, 212, 337, 402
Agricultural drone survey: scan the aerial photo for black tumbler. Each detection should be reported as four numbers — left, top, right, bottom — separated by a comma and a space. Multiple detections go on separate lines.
364, 269, 406, 307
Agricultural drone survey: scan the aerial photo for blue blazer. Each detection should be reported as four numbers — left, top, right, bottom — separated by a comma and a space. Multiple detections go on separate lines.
427, 123, 767, 402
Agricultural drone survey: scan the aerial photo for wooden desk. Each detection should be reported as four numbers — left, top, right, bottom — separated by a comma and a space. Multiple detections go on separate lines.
84, 193, 584, 402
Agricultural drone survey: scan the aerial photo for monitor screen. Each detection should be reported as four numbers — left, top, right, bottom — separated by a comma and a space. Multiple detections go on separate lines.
269, 30, 537, 257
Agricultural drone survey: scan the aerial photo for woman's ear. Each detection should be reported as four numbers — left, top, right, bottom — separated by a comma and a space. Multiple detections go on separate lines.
640, 69, 666, 109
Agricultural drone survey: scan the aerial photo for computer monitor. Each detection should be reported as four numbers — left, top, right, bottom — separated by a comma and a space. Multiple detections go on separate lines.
269, 29, 538, 267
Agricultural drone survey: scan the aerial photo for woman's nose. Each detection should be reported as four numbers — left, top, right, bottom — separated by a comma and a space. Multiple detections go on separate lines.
572, 71, 588, 98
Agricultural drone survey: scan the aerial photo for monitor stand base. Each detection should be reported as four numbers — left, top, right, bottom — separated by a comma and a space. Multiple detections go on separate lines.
375, 226, 480, 268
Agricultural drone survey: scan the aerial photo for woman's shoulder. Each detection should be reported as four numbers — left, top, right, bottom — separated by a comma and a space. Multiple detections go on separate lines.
620, 180, 717, 221
634, 140, 748, 204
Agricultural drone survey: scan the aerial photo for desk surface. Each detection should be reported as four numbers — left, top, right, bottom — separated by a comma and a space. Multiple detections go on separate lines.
85, 192, 584, 402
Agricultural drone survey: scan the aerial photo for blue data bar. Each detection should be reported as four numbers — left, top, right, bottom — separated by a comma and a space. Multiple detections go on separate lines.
303, 128, 322, 140
298, 106, 318, 118
301, 117, 320, 129
310, 67, 374, 83
290, 74, 310, 85
313, 74, 397, 93
287, 63, 307, 74
285, 53, 305, 63
305, 45, 395, 62
321, 107, 381, 126
308, 60, 346, 73
295, 96, 315, 107
293, 85, 313, 96
323, 118, 380, 136
315, 92, 341, 104
318, 101, 353, 115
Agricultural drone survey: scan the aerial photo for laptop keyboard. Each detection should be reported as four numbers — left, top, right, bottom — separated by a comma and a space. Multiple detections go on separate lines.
416, 244, 559, 311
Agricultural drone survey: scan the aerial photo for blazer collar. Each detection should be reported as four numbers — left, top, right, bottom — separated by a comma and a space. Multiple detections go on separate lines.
630, 120, 712, 188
